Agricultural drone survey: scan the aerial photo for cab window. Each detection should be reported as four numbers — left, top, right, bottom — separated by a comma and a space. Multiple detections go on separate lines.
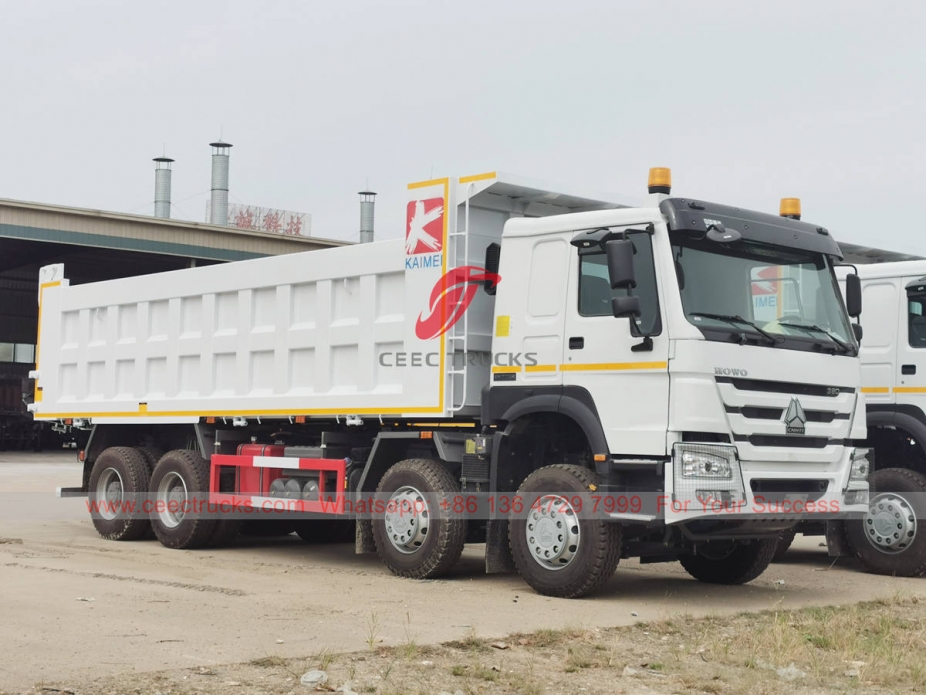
909, 295, 926, 347
578, 231, 661, 335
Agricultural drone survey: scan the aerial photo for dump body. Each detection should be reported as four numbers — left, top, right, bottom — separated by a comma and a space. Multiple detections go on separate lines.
31, 176, 615, 424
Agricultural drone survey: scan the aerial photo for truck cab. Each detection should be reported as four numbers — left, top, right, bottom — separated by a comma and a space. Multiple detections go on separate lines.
487, 179, 869, 539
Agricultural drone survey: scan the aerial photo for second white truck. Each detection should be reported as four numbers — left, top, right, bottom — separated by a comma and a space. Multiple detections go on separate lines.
31, 169, 870, 597
819, 261, 926, 576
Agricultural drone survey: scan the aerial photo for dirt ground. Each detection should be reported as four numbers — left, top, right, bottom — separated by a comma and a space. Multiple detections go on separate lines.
2, 452, 925, 694
28, 595, 926, 695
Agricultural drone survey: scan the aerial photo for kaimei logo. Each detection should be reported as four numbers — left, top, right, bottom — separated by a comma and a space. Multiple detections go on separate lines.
416, 266, 502, 340
406, 198, 444, 255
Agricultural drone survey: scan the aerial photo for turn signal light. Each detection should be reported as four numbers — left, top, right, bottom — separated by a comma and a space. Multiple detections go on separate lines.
648, 167, 672, 194
780, 198, 801, 220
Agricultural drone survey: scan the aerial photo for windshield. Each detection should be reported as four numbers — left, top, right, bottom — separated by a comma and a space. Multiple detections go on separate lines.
671, 234, 855, 354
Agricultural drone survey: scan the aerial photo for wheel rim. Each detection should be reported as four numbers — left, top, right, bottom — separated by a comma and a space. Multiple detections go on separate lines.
95, 467, 124, 521
156, 471, 189, 529
384, 485, 429, 554
864, 492, 917, 554
526, 495, 580, 571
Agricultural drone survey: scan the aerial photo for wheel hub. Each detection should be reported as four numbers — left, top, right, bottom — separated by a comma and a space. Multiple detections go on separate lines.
526, 495, 580, 571
95, 467, 124, 521
384, 486, 429, 554
864, 492, 917, 554
156, 471, 189, 529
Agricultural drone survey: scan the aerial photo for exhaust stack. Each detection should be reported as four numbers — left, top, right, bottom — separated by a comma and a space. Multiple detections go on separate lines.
209, 140, 233, 225
359, 190, 376, 244
153, 156, 174, 219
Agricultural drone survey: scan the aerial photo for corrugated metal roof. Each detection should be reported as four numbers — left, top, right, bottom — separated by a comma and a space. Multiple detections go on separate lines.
0, 197, 348, 262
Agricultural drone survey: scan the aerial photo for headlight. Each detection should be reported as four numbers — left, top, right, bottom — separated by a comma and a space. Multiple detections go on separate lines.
850, 449, 871, 481
680, 450, 733, 478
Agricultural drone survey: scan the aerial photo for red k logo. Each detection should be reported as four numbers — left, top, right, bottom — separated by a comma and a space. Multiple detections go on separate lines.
415, 266, 502, 340
406, 198, 445, 255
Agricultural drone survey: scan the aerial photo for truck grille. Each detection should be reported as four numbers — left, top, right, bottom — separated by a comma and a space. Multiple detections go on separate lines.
716, 377, 855, 463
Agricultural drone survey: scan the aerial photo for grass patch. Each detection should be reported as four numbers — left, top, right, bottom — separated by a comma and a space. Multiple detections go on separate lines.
46, 593, 926, 695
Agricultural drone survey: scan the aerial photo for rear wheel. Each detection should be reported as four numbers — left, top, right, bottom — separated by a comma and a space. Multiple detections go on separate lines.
135, 448, 163, 539
208, 518, 242, 547
149, 450, 216, 549
679, 539, 777, 584
88, 447, 151, 541
135, 447, 163, 474
509, 465, 621, 598
845, 468, 926, 577
372, 459, 466, 579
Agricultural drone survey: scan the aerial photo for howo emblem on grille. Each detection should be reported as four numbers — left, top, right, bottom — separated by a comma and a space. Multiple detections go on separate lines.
784, 398, 806, 435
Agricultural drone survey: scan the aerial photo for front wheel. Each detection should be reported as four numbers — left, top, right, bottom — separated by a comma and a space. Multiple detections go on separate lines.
844, 468, 926, 577
679, 539, 777, 584
372, 459, 466, 579
772, 527, 797, 562
509, 465, 621, 598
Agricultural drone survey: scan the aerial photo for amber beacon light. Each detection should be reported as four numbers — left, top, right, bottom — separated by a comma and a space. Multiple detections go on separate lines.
780, 197, 802, 220
647, 167, 672, 194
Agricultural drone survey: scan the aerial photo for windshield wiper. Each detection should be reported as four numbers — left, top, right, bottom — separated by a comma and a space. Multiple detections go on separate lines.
688, 313, 781, 346
777, 322, 854, 355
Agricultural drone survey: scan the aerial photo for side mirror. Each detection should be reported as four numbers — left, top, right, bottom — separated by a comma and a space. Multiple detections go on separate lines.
845, 273, 862, 318
605, 239, 636, 289
852, 323, 864, 344
612, 295, 641, 319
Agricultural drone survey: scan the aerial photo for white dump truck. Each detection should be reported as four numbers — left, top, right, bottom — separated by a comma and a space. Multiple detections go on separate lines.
31, 169, 870, 597
815, 260, 926, 577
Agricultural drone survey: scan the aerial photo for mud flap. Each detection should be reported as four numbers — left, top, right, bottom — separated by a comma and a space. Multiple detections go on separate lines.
825, 520, 849, 556
485, 518, 516, 574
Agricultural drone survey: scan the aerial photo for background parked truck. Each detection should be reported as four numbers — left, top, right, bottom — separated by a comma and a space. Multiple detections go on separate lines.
31, 169, 870, 597
832, 261, 926, 576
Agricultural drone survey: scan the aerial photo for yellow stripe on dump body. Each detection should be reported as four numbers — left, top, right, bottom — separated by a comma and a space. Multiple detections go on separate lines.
459, 171, 498, 184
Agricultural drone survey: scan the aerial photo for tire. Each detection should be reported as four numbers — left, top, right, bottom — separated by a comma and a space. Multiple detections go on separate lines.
372, 459, 466, 579
772, 527, 797, 562
295, 519, 356, 544
135, 447, 163, 474
844, 467, 926, 577
509, 465, 621, 598
207, 518, 242, 548
135, 448, 164, 539
149, 450, 217, 549
679, 539, 777, 584
88, 447, 152, 541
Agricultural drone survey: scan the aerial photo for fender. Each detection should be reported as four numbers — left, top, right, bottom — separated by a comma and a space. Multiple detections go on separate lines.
482, 386, 609, 577
483, 385, 610, 458
868, 405, 926, 455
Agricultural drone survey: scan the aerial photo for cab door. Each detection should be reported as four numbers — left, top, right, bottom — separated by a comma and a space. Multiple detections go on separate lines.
894, 277, 926, 410
561, 227, 670, 456
855, 277, 900, 406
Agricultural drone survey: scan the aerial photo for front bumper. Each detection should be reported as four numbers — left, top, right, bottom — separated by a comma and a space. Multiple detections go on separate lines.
662, 443, 869, 524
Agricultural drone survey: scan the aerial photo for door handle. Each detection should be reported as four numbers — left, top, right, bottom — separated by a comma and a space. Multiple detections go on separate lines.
568, 337, 584, 350
902, 364, 917, 375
